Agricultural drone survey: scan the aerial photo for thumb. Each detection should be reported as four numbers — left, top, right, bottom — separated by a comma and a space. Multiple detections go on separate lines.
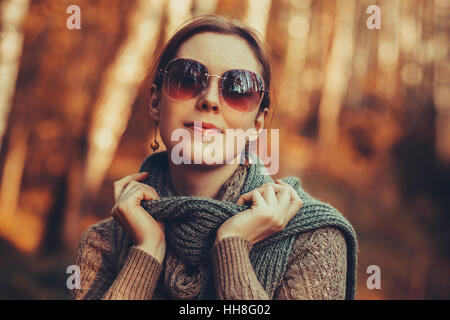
141, 187, 158, 202
136, 171, 149, 181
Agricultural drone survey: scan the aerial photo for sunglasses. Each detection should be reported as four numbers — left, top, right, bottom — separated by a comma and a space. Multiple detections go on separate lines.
159, 58, 268, 112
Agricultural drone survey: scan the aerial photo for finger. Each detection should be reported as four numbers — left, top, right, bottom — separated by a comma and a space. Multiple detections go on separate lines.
261, 185, 277, 206
114, 183, 125, 203
260, 182, 283, 194
136, 171, 149, 180
133, 182, 160, 199
118, 172, 148, 189
275, 180, 300, 205
275, 179, 288, 186
252, 189, 266, 206
114, 172, 148, 202
121, 182, 158, 204
111, 204, 125, 226
237, 191, 253, 205
289, 193, 303, 218
289, 188, 300, 205
285, 187, 302, 220
140, 186, 159, 202
237, 183, 283, 205
143, 184, 160, 199
236, 196, 245, 205
285, 185, 300, 206
119, 181, 140, 201
277, 187, 290, 207
238, 189, 265, 206
273, 180, 301, 215
286, 200, 302, 223
111, 203, 117, 219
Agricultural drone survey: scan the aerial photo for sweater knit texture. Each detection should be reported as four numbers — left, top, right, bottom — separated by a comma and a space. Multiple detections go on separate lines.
136, 150, 358, 299
71, 149, 357, 300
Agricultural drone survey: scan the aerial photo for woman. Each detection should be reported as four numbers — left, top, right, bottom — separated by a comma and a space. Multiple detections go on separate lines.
71, 15, 357, 300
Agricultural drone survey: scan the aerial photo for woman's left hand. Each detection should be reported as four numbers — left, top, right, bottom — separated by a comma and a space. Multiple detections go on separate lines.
215, 180, 303, 246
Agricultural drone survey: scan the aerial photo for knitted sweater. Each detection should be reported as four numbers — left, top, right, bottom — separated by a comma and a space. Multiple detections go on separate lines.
72, 221, 347, 300
71, 152, 355, 300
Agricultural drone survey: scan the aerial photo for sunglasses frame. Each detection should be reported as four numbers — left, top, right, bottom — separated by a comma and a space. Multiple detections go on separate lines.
158, 58, 269, 112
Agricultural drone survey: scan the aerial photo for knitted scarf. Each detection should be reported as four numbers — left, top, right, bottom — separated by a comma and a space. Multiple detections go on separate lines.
138, 150, 358, 300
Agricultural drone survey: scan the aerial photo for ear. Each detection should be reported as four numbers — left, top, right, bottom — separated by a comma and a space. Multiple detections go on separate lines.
254, 107, 269, 131
148, 83, 160, 121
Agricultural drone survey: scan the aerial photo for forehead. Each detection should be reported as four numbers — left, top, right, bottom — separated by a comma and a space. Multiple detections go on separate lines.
174, 32, 262, 75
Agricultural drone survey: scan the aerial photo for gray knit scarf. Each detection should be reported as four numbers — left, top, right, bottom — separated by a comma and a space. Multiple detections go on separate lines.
138, 150, 358, 300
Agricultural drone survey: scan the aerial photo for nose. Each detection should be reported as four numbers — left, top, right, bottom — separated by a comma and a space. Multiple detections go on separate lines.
196, 75, 221, 112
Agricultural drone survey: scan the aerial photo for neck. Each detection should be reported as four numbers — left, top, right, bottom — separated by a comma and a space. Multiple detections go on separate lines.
167, 159, 241, 199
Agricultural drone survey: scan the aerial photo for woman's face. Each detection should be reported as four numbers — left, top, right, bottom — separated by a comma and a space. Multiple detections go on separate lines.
149, 32, 268, 165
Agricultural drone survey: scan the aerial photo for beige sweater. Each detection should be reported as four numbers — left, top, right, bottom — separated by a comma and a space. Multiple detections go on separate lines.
71, 217, 347, 300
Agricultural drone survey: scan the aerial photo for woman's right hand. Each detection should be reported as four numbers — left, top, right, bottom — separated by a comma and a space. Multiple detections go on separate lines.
111, 172, 166, 263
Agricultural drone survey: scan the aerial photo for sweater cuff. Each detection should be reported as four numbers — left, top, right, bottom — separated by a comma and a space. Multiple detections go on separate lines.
103, 246, 162, 300
210, 236, 258, 299
210, 236, 254, 255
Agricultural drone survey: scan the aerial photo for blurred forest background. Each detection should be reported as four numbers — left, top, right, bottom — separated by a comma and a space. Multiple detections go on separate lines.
0, 0, 449, 299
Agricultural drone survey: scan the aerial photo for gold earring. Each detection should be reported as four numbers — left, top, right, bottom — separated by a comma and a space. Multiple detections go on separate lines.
150, 120, 160, 152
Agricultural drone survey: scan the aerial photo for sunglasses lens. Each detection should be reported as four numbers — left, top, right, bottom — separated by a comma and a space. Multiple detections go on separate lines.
163, 59, 265, 112
164, 59, 205, 100
221, 70, 264, 112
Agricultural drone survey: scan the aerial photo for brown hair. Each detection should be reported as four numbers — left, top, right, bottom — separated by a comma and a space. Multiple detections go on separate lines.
144, 15, 275, 128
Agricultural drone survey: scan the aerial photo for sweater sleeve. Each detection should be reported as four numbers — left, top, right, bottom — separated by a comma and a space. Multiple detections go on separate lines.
71, 219, 163, 300
210, 236, 270, 300
274, 226, 348, 300
210, 227, 347, 300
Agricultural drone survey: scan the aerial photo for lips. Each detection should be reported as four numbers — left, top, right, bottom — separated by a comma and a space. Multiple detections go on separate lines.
184, 121, 223, 134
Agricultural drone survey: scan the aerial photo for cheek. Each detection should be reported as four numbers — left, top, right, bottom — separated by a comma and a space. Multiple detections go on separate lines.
222, 111, 258, 152
223, 111, 257, 131
158, 102, 183, 143
158, 99, 201, 150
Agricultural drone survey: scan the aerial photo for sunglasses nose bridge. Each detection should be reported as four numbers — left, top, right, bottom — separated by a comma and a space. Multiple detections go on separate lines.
200, 73, 222, 95
203, 73, 219, 86
197, 73, 223, 111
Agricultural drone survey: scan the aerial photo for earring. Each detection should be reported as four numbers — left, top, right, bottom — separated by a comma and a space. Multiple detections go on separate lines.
150, 120, 160, 152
